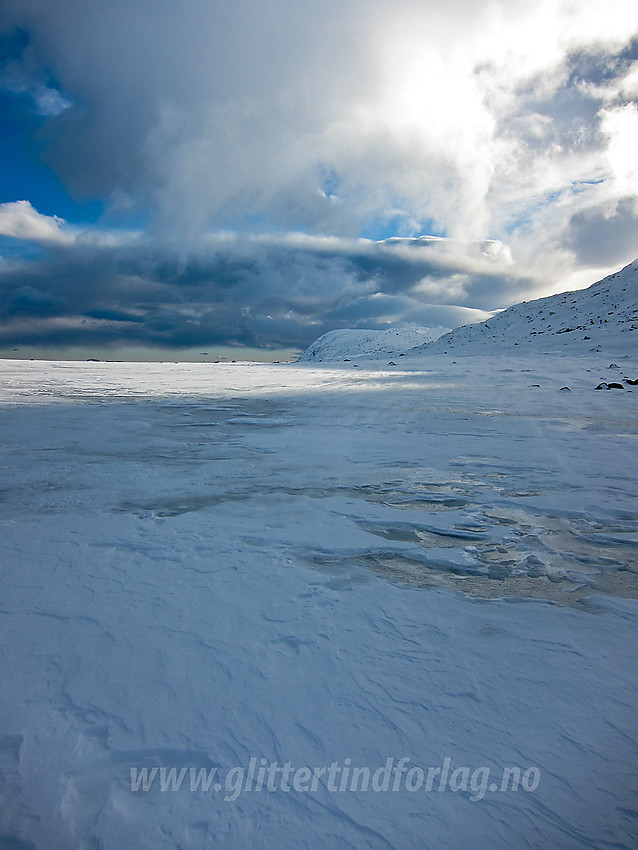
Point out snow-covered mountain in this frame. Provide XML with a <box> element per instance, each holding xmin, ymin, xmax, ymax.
<box><xmin>300</xmin><ymin>260</ymin><xmax>637</xmax><ymax>362</ymax></box>
<box><xmin>298</xmin><ymin>325</ymin><xmax>450</xmax><ymax>361</ymax></box>
<box><xmin>410</xmin><ymin>259</ymin><xmax>638</xmax><ymax>357</ymax></box>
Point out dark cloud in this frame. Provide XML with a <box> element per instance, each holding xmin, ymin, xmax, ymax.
<box><xmin>1</xmin><ymin>2</ymin><xmax>638</xmax><ymax>355</ymax></box>
<box><xmin>0</xmin><ymin>230</ymin><xmax>527</xmax><ymax>350</ymax></box>
<box><xmin>0</xmin><ymin>28</ymin><xmax>29</xmax><ymax>70</ymax></box>
<box><xmin>566</xmin><ymin>38</ymin><xmax>638</xmax><ymax>87</ymax></box>
<box><xmin>493</xmin><ymin>38</ymin><xmax>638</xmax><ymax>166</ymax></box>
<box><xmin>7</xmin><ymin>283</ymin><xmax>65</xmax><ymax>316</ymax></box>
<box><xmin>567</xmin><ymin>197</ymin><xmax>638</xmax><ymax>265</ymax></box>
<box><xmin>2</xmin><ymin>0</ymin><xmax>636</xmax><ymax>242</ymax></box>
<box><xmin>84</xmin><ymin>307</ymin><xmax>145</xmax><ymax>324</ymax></box>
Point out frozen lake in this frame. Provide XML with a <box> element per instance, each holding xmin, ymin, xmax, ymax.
<box><xmin>1</xmin><ymin>354</ymin><xmax>637</xmax><ymax>848</ymax></box>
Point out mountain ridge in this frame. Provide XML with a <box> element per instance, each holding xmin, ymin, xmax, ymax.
<box><xmin>409</xmin><ymin>259</ymin><xmax>638</xmax><ymax>357</ymax></box>
<box><xmin>299</xmin><ymin>259</ymin><xmax>638</xmax><ymax>361</ymax></box>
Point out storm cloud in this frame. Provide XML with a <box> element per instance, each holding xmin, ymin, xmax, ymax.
<box><xmin>0</xmin><ymin>0</ymin><xmax>637</xmax><ymax>354</ymax></box>
<box><xmin>0</xmin><ymin>212</ymin><xmax>509</xmax><ymax>351</ymax></box>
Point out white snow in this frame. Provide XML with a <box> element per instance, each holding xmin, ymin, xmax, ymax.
<box><xmin>410</xmin><ymin>258</ymin><xmax>638</xmax><ymax>357</ymax></box>
<box><xmin>298</xmin><ymin>325</ymin><xmax>450</xmax><ymax>361</ymax></box>
<box><xmin>1</xmin><ymin>261</ymin><xmax>638</xmax><ymax>849</ymax></box>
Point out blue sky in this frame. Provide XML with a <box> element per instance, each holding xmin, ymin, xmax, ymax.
<box><xmin>1</xmin><ymin>0</ymin><xmax>637</xmax><ymax>359</ymax></box>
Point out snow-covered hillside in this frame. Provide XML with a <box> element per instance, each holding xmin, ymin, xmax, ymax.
<box><xmin>299</xmin><ymin>325</ymin><xmax>450</xmax><ymax>361</ymax></box>
<box><xmin>299</xmin><ymin>261</ymin><xmax>637</xmax><ymax>363</ymax></box>
<box><xmin>411</xmin><ymin>260</ymin><xmax>638</xmax><ymax>357</ymax></box>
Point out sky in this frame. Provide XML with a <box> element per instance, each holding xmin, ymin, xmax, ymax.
<box><xmin>0</xmin><ymin>0</ymin><xmax>637</xmax><ymax>360</ymax></box>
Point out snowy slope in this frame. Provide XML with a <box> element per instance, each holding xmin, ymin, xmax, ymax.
<box><xmin>299</xmin><ymin>325</ymin><xmax>450</xmax><ymax>361</ymax></box>
<box><xmin>410</xmin><ymin>259</ymin><xmax>638</xmax><ymax>357</ymax></box>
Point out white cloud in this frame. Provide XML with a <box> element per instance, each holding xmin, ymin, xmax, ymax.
<box><xmin>0</xmin><ymin>201</ymin><xmax>75</xmax><ymax>246</ymax></box>
<box><xmin>5</xmin><ymin>0</ymin><xmax>637</xmax><ymax>251</ymax></box>
<box><xmin>1</xmin><ymin>0</ymin><xmax>638</xmax><ymax>347</ymax></box>
<box><xmin>32</xmin><ymin>85</ymin><xmax>72</xmax><ymax>117</ymax></box>
<box><xmin>601</xmin><ymin>104</ymin><xmax>638</xmax><ymax>195</ymax></box>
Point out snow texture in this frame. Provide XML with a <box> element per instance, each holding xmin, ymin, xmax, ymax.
<box><xmin>411</xmin><ymin>259</ymin><xmax>638</xmax><ymax>357</ymax></box>
<box><xmin>298</xmin><ymin>325</ymin><xmax>451</xmax><ymax>361</ymax></box>
<box><xmin>1</xmin><ymin>260</ymin><xmax>638</xmax><ymax>849</ymax></box>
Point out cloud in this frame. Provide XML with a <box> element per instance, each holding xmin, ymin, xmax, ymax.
<box><xmin>0</xmin><ymin>200</ymin><xmax>74</xmax><ymax>246</ymax></box>
<box><xmin>601</xmin><ymin>102</ymin><xmax>638</xmax><ymax>195</ymax></box>
<box><xmin>2</xmin><ymin>1</ymin><xmax>637</xmax><ymax>240</ymax></box>
<box><xmin>31</xmin><ymin>84</ymin><xmax>71</xmax><ymax>117</ymax></box>
<box><xmin>0</xmin><ymin>27</ymin><xmax>72</xmax><ymax>117</ymax></box>
<box><xmin>0</xmin><ymin>225</ymin><xmax>529</xmax><ymax>351</ymax></box>
<box><xmin>567</xmin><ymin>196</ymin><xmax>638</xmax><ymax>265</ymax></box>
<box><xmin>0</xmin><ymin>0</ymin><xmax>637</xmax><ymax>353</ymax></box>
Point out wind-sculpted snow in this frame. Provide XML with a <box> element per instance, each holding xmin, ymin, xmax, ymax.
<box><xmin>0</xmin><ymin>349</ymin><xmax>637</xmax><ymax>849</ymax></box>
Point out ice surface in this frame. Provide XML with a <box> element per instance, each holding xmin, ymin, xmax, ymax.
<box><xmin>1</xmin><ymin>260</ymin><xmax>638</xmax><ymax>849</ymax></box>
